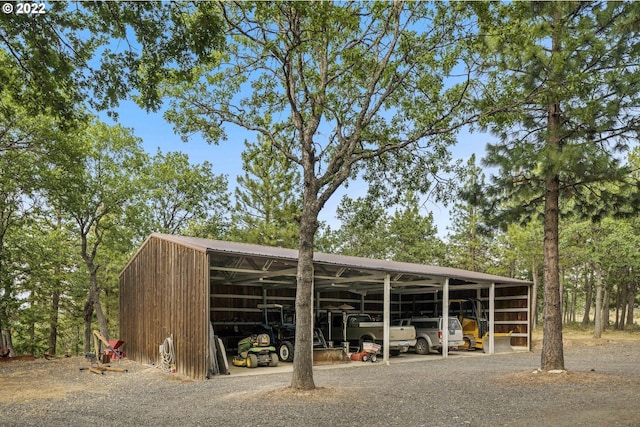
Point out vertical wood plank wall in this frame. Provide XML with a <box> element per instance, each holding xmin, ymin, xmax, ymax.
<box><xmin>119</xmin><ymin>237</ymin><xmax>209</xmax><ymax>379</ymax></box>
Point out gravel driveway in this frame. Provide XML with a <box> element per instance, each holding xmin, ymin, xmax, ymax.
<box><xmin>2</xmin><ymin>338</ymin><xmax>639</xmax><ymax>427</ymax></box>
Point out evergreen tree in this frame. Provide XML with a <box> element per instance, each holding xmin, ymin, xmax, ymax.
<box><xmin>387</xmin><ymin>193</ymin><xmax>445</xmax><ymax>265</ymax></box>
<box><xmin>474</xmin><ymin>0</ymin><xmax>640</xmax><ymax>371</ymax></box>
<box><xmin>228</xmin><ymin>138</ymin><xmax>301</xmax><ymax>248</ymax></box>
<box><xmin>446</xmin><ymin>154</ymin><xmax>491</xmax><ymax>271</ymax></box>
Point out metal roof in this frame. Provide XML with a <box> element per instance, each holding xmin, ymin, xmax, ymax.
<box><xmin>148</xmin><ymin>233</ymin><xmax>531</xmax><ymax>294</ymax></box>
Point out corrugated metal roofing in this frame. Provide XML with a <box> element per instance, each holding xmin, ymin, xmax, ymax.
<box><xmin>150</xmin><ymin>232</ymin><xmax>531</xmax><ymax>287</ymax></box>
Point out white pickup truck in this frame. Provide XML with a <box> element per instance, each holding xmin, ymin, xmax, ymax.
<box><xmin>331</xmin><ymin>314</ymin><xmax>416</xmax><ymax>356</ymax></box>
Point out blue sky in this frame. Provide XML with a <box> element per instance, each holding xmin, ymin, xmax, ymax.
<box><xmin>101</xmin><ymin>99</ymin><xmax>491</xmax><ymax>238</ymax></box>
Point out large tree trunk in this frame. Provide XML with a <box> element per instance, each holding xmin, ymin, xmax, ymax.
<box><xmin>291</xmin><ymin>207</ymin><xmax>318</xmax><ymax>390</ymax></box>
<box><xmin>290</xmin><ymin>128</ymin><xmax>321</xmax><ymax>390</ymax></box>
<box><xmin>541</xmin><ymin>168</ymin><xmax>564</xmax><ymax>370</ymax></box>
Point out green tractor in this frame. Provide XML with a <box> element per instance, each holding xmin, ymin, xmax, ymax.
<box><xmin>231</xmin><ymin>333</ymin><xmax>279</xmax><ymax>368</ymax></box>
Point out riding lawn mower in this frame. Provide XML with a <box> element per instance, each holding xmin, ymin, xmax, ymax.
<box><xmin>231</xmin><ymin>333</ymin><xmax>279</xmax><ymax>368</ymax></box>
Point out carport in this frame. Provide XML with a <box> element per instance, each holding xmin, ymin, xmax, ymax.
<box><xmin>120</xmin><ymin>233</ymin><xmax>532</xmax><ymax>379</ymax></box>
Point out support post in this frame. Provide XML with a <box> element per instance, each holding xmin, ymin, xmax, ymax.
<box><xmin>528</xmin><ymin>282</ymin><xmax>532</xmax><ymax>351</ymax></box>
<box><xmin>443</xmin><ymin>278</ymin><xmax>449</xmax><ymax>358</ymax></box>
<box><xmin>489</xmin><ymin>282</ymin><xmax>496</xmax><ymax>354</ymax></box>
<box><xmin>383</xmin><ymin>273</ymin><xmax>391</xmax><ymax>365</ymax></box>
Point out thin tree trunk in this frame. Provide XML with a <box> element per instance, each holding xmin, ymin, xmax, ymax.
<box><xmin>28</xmin><ymin>319</ymin><xmax>35</xmax><ymax>355</ymax></box>
<box><xmin>571</xmin><ymin>285</ymin><xmax>578</xmax><ymax>323</ymax></box>
<box><xmin>83</xmin><ymin>299</ymin><xmax>93</xmax><ymax>354</ymax></box>
<box><xmin>616</xmin><ymin>284</ymin><xmax>624</xmax><ymax>330</ymax></box>
<box><xmin>90</xmin><ymin>271</ymin><xmax>110</xmax><ymax>341</ymax></box>
<box><xmin>582</xmin><ymin>268</ymin><xmax>592</xmax><ymax>325</ymax></box>
<box><xmin>593</xmin><ymin>267</ymin><xmax>603</xmax><ymax>338</ymax></box>
<box><xmin>1</xmin><ymin>328</ymin><xmax>14</xmax><ymax>357</ymax></box>
<box><xmin>48</xmin><ymin>290</ymin><xmax>60</xmax><ymax>354</ymax></box>
<box><xmin>626</xmin><ymin>280</ymin><xmax>636</xmax><ymax>329</ymax></box>
<box><xmin>602</xmin><ymin>285</ymin><xmax>610</xmax><ymax>330</ymax></box>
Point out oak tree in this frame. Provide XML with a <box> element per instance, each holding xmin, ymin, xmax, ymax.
<box><xmin>163</xmin><ymin>1</ymin><xmax>477</xmax><ymax>389</ymax></box>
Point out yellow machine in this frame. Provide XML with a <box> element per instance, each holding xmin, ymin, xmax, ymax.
<box><xmin>449</xmin><ymin>299</ymin><xmax>513</xmax><ymax>353</ymax></box>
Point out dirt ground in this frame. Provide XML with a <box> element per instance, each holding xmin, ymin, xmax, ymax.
<box><xmin>1</xmin><ymin>333</ymin><xmax>640</xmax><ymax>426</ymax></box>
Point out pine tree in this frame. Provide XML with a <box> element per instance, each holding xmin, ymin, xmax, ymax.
<box><xmin>228</xmin><ymin>138</ymin><xmax>301</xmax><ymax>248</ymax></box>
<box><xmin>474</xmin><ymin>1</ymin><xmax>640</xmax><ymax>370</ymax></box>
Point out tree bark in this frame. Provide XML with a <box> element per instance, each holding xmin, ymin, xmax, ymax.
<box><xmin>290</xmin><ymin>129</ymin><xmax>320</xmax><ymax>390</ymax></box>
<box><xmin>90</xmin><ymin>271</ymin><xmax>110</xmax><ymax>341</ymax></box>
<box><xmin>1</xmin><ymin>327</ymin><xmax>14</xmax><ymax>357</ymax></box>
<box><xmin>48</xmin><ymin>290</ymin><xmax>60</xmax><ymax>355</ymax></box>
<box><xmin>582</xmin><ymin>268</ymin><xmax>592</xmax><ymax>325</ymax></box>
<box><xmin>626</xmin><ymin>280</ymin><xmax>636</xmax><ymax>329</ymax></box>
<box><xmin>593</xmin><ymin>267</ymin><xmax>603</xmax><ymax>338</ymax></box>
<box><xmin>83</xmin><ymin>299</ymin><xmax>93</xmax><ymax>354</ymax></box>
<box><xmin>602</xmin><ymin>285</ymin><xmax>610</xmax><ymax>330</ymax></box>
<box><xmin>290</xmin><ymin>205</ymin><xmax>318</xmax><ymax>390</ymax></box>
<box><xmin>541</xmin><ymin>168</ymin><xmax>564</xmax><ymax>370</ymax></box>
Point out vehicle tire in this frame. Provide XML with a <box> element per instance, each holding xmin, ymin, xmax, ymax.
<box><xmin>247</xmin><ymin>354</ymin><xmax>258</xmax><ymax>368</ymax></box>
<box><xmin>390</xmin><ymin>349</ymin><xmax>400</xmax><ymax>357</ymax></box>
<box><xmin>278</xmin><ymin>341</ymin><xmax>294</xmax><ymax>362</ymax></box>
<box><xmin>370</xmin><ymin>354</ymin><xmax>377</xmax><ymax>363</ymax></box>
<box><xmin>415</xmin><ymin>338</ymin><xmax>429</xmax><ymax>355</ymax></box>
<box><xmin>269</xmin><ymin>352</ymin><xmax>279</xmax><ymax>367</ymax></box>
<box><xmin>362</xmin><ymin>354</ymin><xmax>369</xmax><ymax>362</ymax></box>
<box><xmin>462</xmin><ymin>337</ymin><xmax>475</xmax><ymax>351</ymax></box>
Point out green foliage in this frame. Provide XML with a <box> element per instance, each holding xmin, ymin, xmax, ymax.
<box><xmin>228</xmin><ymin>138</ymin><xmax>301</xmax><ymax>248</ymax></box>
<box><xmin>0</xmin><ymin>2</ymin><xmax>224</xmax><ymax>121</ymax></box>
<box><xmin>164</xmin><ymin>2</ymin><xmax>478</xmax><ymax>212</ymax></box>
<box><xmin>446</xmin><ymin>155</ymin><xmax>493</xmax><ymax>272</ymax></box>
<box><xmin>475</xmin><ymin>1</ymin><xmax>640</xmax><ymax>227</ymax></box>
<box><xmin>140</xmin><ymin>150</ymin><xmax>230</xmax><ymax>236</ymax></box>
<box><xmin>328</xmin><ymin>193</ymin><xmax>445</xmax><ymax>265</ymax></box>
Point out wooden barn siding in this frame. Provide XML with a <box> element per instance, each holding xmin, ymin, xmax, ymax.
<box><xmin>120</xmin><ymin>237</ymin><xmax>209</xmax><ymax>380</ymax></box>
